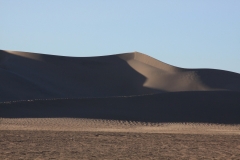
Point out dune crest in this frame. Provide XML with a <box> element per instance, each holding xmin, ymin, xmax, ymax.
<box><xmin>118</xmin><ymin>51</ymin><xmax>181</xmax><ymax>72</ymax></box>
<box><xmin>4</xmin><ymin>50</ymin><xmax>45</xmax><ymax>61</ymax></box>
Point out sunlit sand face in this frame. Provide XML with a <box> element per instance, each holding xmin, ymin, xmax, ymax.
<box><xmin>119</xmin><ymin>52</ymin><xmax>212</xmax><ymax>91</ymax></box>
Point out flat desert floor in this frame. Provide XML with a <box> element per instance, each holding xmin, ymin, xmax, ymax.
<box><xmin>1</xmin><ymin>118</ymin><xmax>240</xmax><ymax>159</ymax></box>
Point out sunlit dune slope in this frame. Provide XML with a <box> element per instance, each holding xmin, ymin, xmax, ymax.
<box><xmin>0</xmin><ymin>50</ymin><xmax>240</xmax><ymax>102</ymax></box>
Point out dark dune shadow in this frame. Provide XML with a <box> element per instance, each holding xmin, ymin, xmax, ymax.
<box><xmin>1</xmin><ymin>91</ymin><xmax>240</xmax><ymax>124</ymax></box>
<box><xmin>190</xmin><ymin>69</ymin><xmax>240</xmax><ymax>91</ymax></box>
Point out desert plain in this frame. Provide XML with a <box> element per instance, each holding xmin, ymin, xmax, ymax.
<box><xmin>1</xmin><ymin>50</ymin><xmax>240</xmax><ymax>159</ymax></box>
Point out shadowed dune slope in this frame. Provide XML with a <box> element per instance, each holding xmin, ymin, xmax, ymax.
<box><xmin>1</xmin><ymin>91</ymin><xmax>240</xmax><ymax>124</ymax></box>
<box><xmin>0</xmin><ymin>50</ymin><xmax>240</xmax><ymax>102</ymax></box>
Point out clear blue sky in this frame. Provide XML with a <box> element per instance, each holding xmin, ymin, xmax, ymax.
<box><xmin>1</xmin><ymin>0</ymin><xmax>240</xmax><ymax>73</ymax></box>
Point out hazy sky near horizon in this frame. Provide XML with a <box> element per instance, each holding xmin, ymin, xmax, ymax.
<box><xmin>1</xmin><ymin>0</ymin><xmax>240</xmax><ymax>73</ymax></box>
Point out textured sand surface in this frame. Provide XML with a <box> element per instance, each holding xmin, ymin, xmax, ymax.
<box><xmin>1</xmin><ymin>50</ymin><xmax>240</xmax><ymax>159</ymax></box>
<box><xmin>1</xmin><ymin>118</ymin><xmax>240</xmax><ymax>134</ymax></box>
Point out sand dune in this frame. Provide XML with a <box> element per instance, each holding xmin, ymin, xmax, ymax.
<box><xmin>1</xmin><ymin>50</ymin><xmax>240</xmax><ymax>123</ymax></box>
<box><xmin>0</xmin><ymin>50</ymin><xmax>240</xmax><ymax>102</ymax></box>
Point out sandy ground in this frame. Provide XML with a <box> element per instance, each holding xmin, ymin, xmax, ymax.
<box><xmin>2</xmin><ymin>130</ymin><xmax>240</xmax><ymax>160</ymax></box>
<box><xmin>1</xmin><ymin>118</ymin><xmax>240</xmax><ymax>159</ymax></box>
